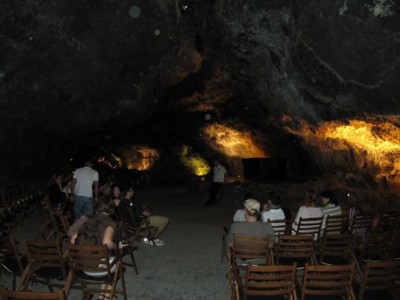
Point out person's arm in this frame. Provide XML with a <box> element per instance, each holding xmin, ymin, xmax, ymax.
<box><xmin>102</xmin><ymin>226</ymin><xmax>127</xmax><ymax>249</ymax></box>
<box><xmin>69</xmin><ymin>178</ymin><xmax>77</xmax><ymax>201</ymax></box>
<box><xmin>223</xmin><ymin>170</ymin><xmax>227</xmax><ymax>183</ymax></box>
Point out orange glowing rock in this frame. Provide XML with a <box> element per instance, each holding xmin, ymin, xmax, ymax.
<box><xmin>202</xmin><ymin>124</ymin><xmax>267</xmax><ymax>158</ymax></box>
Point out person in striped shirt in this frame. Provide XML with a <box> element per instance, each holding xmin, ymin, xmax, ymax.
<box><xmin>321</xmin><ymin>190</ymin><xmax>342</xmax><ymax>217</ymax></box>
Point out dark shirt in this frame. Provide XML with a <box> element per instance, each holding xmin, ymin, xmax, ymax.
<box><xmin>48</xmin><ymin>183</ymin><xmax>67</xmax><ymax>206</ymax></box>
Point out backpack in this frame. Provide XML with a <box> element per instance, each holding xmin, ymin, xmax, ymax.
<box><xmin>75</xmin><ymin>217</ymin><xmax>105</xmax><ymax>246</ymax></box>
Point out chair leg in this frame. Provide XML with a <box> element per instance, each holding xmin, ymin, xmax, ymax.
<box><xmin>129</xmin><ymin>252</ymin><xmax>139</xmax><ymax>275</ymax></box>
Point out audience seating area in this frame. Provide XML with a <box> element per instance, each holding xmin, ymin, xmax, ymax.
<box><xmin>228</xmin><ymin>211</ymin><xmax>400</xmax><ymax>300</ymax></box>
<box><xmin>0</xmin><ymin>184</ymin><xmax>141</xmax><ymax>299</ymax></box>
<box><xmin>1</xmin><ymin>183</ymin><xmax>400</xmax><ymax>299</ymax></box>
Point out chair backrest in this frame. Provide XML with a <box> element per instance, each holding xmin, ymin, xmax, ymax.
<box><xmin>275</xmin><ymin>235</ymin><xmax>316</xmax><ymax>266</ymax></box>
<box><xmin>357</xmin><ymin>260</ymin><xmax>400</xmax><ymax>300</ymax></box>
<box><xmin>268</xmin><ymin>219</ymin><xmax>292</xmax><ymax>236</ymax></box>
<box><xmin>377</xmin><ymin>211</ymin><xmax>400</xmax><ymax>232</ymax></box>
<box><xmin>25</xmin><ymin>239</ymin><xmax>65</xmax><ymax>271</ymax></box>
<box><xmin>324</xmin><ymin>214</ymin><xmax>349</xmax><ymax>235</ymax></box>
<box><xmin>67</xmin><ymin>243</ymin><xmax>114</xmax><ymax>281</ymax></box>
<box><xmin>320</xmin><ymin>233</ymin><xmax>356</xmax><ymax>264</ymax></box>
<box><xmin>231</xmin><ymin>235</ymin><xmax>272</xmax><ymax>264</ymax></box>
<box><xmin>294</xmin><ymin>217</ymin><xmax>323</xmax><ymax>241</ymax></box>
<box><xmin>302</xmin><ymin>263</ymin><xmax>355</xmax><ymax>300</ymax></box>
<box><xmin>349</xmin><ymin>214</ymin><xmax>373</xmax><ymax>235</ymax></box>
<box><xmin>243</xmin><ymin>264</ymin><xmax>297</xmax><ymax>300</ymax></box>
<box><xmin>358</xmin><ymin>231</ymin><xmax>394</xmax><ymax>261</ymax></box>
<box><xmin>0</xmin><ymin>287</ymin><xmax>65</xmax><ymax>300</ymax></box>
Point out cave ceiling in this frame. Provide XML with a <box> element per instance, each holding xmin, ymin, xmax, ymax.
<box><xmin>0</xmin><ymin>0</ymin><xmax>400</xmax><ymax>181</ymax></box>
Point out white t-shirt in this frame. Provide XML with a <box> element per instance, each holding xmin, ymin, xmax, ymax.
<box><xmin>292</xmin><ymin>206</ymin><xmax>324</xmax><ymax>235</ymax></box>
<box><xmin>213</xmin><ymin>164</ymin><xmax>227</xmax><ymax>183</ymax></box>
<box><xmin>262</xmin><ymin>208</ymin><xmax>286</xmax><ymax>222</ymax></box>
<box><xmin>73</xmin><ymin>166</ymin><xmax>99</xmax><ymax>198</ymax></box>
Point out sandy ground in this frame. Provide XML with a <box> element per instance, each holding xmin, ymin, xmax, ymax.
<box><xmin>3</xmin><ymin>185</ymin><xmax>238</xmax><ymax>300</ymax></box>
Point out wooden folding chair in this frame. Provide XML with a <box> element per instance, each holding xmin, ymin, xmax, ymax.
<box><xmin>377</xmin><ymin>210</ymin><xmax>400</xmax><ymax>233</ymax></box>
<box><xmin>301</xmin><ymin>263</ymin><xmax>356</xmax><ymax>300</ymax></box>
<box><xmin>16</xmin><ymin>239</ymin><xmax>67</xmax><ymax>291</ymax></box>
<box><xmin>274</xmin><ymin>235</ymin><xmax>316</xmax><ymax>269</ymax></box>
<box><xmin>323</xmin><ymin>214</ymin><xmax>349</xmax><ymax>236</ymax></box>
<box><xmin>292</xmin><ymin>217</ymin><xmax>324</xmax><ymax>242</ymax></box>
<box><xmin>117</xmin><ymin>205</ymin><xmax>157</xmax><ymax>244</ymax></box>
<box><xmin>349</xmin><ymin>214</ymin><xmax>373</xmax><ymax>238</ymax></box>
<box><xmin>268</xmin><ymin>218</ymin><xmax>292</xmax><ymax>237</ymax></box>
<box><xmin>354</xmin><ymin>260</ymin><xmax>400</xmax><ymax>300</ymax></box>
<box><xmin>229</xmin><ymin>235</ymin><xmax>273</xmax><ymax>285</ymax></box>
<box><xmin>357</xmin><ymin>231</ymin><xmax>394</xmax><ymax>262</ymax></box>
<box><xmin>319</xmin><ymin>233</ymin><xmax>357</xmax><ymax>265</ymax></box>
<box><xmin>64</xmin><ymin>243</ymin><xmax>127</xmax><ymax>300</ymax></box>
<box><xmin>0</xmin><ymin>287</ymin><xmax>65</xmax><ymax>300</ymax></box>
<box><xmin>234</xmin><ymin>264</ymin><xmax>297</xmax><ymax>300</ymax></box>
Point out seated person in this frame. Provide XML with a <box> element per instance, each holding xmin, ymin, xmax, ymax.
<box><xmin>118</xmin><ymin>186</ymin><xmax>169</xmax><ymax>247</ymax></box>
<box><xmin>233</xmin><ymin>192</ymin><xmax>256</xmax><ymax>222</ymax></box>
<box><xmin>321</xmin><ymin>190</ymin><xmax>342</xmax><ymax>217</ymax></box>
<box><xmin>68</xmin><ymin>197</ymin><xmax>128</xmax><ymax>300</ymax></box>
<box><xmin>261</xmin><ymin>192</ymin><xmax>286</xmax><ymax>222</ymax></box>
<box><xmin>48</xmin><ymin>172</ymin><xmax>68</xmax><ymax>207</ymax></box>
<box><xmin>292</xmin><ymin>189</ymin><xmax>324</xmax><ymax>234</ymax></box>
<box><xmin>226</xmin><ymin>199</ymin><xmax>276</xmax><ymax>251</ymax></box>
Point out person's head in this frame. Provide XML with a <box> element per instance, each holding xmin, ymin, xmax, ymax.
<box><xmin>304</xmin><ymin>189</ymin><xmax>319</xmax><ymax>207</ymax></box>
<box><xmin>320</xmin><ymin>190</ymin><xmax>338</xmax><ymax>206</ymax></box>
<box><xmin>52</xmin><ymin>172</ymin><xmax>63</xmax><ymax>185</ymax></box>
<box><xmin>243</xmin><ymin>199</ymin><xmax>260</xmax><ymax>221</ymax></box>
<box><xmin>99</xmin><ymin>181</ymin><xmax>111</xmax><ymax>196</ymax></box>
<box><xmin>111</xmin><ymin>184</ymin><xmax>121</xmax><ymax>198</ymax></box>
<box><xmin>121</xmin><ymin>186</ymin><xmax>135</xmax><ymax>200</ymax></box>
<box><xmin>85</xmin><ymin>157</ymin><xmax>95</xmax><ymax>167</ymax></box>
<box><xmin>213</xmin><ymin>159</ymin><xmax>220</xmax><ymax>166</ymax></box>
<box><xmin>95</xmin><ymin>197</ymin><xmax>115</xmax><ymax>215</ymax></box>
<box><xmin>267</xmin><ymin>192</ymin><xmax>281</xmax><ymax>208</ymax></box>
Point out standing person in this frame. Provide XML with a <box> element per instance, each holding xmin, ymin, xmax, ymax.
<box><xmin>70</xmin><ymin>158</ymin><xmax>99</xmax><ymax>220</ymax></box>
<box><xmin>204</xmin><ymin>159</ymin><xmax>227</xmax><ymax>206</ymax></box>
<box><xmin>48</xmin><ymin>172</ymin><xmax>68</xmax><ymax>207</ymax></box>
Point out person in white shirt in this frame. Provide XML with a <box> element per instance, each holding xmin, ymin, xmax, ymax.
<box><xmin>292</xmin><ymin>189</ymin><xmax>323</xmax><ymax>233</ymax></box>
<box><xmin>261</xmin><ymin>192</ymin><xmax>286</xmax><ymax>222</ymax></box>
<box><xmin>204</xmin><ymin>159</ymin><xmax>227</xmax><ymax>206</ymax></box>
<box><xmin>70</xmin><ymin>158</ymin><xmax>99</xmax><ymax>220</ymax></box>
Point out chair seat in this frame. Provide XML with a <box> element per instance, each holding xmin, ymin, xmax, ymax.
<box><xmin>35</xmin><ymin>263</ymin><xmax>69</xmax><ymax>280</ymax></box>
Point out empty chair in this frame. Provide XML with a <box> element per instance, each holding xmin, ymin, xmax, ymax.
<box><xmin>301</xmin><ymin>263</ymin><xmax>356</xmax><ymax>300</ymax></box>
<box><xmin>233</xmin><ymin>264</ymin><xmax>297</xmax><ymax>300</ymax></box>
<box><xmin>354</xmin><ymin>260</ymin><xmax>400</xmax><ymax>300</ymax></box>
<box><xmin>64</xmin><ymin>243</ymin><xmax>127</xmax><ymax>300</ymax></box>
<box><xmin>16</xmin><ymin>239</ymin><xmax>67</xmax><ymax>292</ymax></box>
<box><xmin>377</xmin><ymin>211</ymin><xmax>400</xmax><ymax>233</ymax></box>
<box><xmin>292</xmin><ymin>217</ymin><xmax>324</xmax><ymax>241</ymax></box>
<box><xmin>319</xmin><ymin>233</ymin><xmax>357</xmax><ymax>265</ymax></box>
<box><xmin>357</xmin><ymin>231</ymin><xmax>394</xmax><ymax>262</ymax></box>
<box><xmin>0</xmin><ymin>287</ymin><xmax>65</xmax><ymax>300</ymax></box>
<box><xmin>323</xmin><ymin>214</ymin><xmax>349</xmax><ymax>236</ymax></box>
<box><xmin>275</xmin><ymin>235</ymin><xmax>316</xmax><ymax>268</ymax></box>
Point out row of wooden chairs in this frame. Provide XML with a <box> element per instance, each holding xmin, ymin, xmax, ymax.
<box><xmin>229</xmin><ymin>234</ymin><xmax>400</xmax><ymax>300</ymax></box>
<box><xmin>3</xmin><ymin>238</ymin><xmax>127</xmax><ymax>299</ymax></box>
<box><xmin>233</xmin><ymin>260</ymin><xmax>400</xmax><ymax>300</ymax></box>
